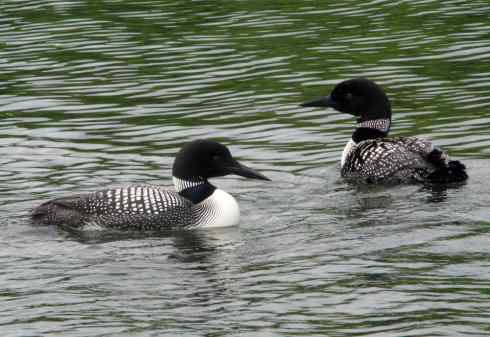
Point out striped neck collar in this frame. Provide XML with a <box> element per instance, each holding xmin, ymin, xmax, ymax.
<box><xmin>172</xmin><ymin>176</ymin><xmax>205</xmax><ymax>193</ymax></box>
<box><xmin>357</xmin><ymin>118</ymin><xmax>391</xmax><ymax>133</ymax></box>
<box><xmin>352</xmin><ymin>118</ymin><xmax>391</xmax><ymax>143</ymax></box>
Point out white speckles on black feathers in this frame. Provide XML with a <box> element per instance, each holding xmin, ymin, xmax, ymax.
<box><xmin>341</xmin><ymin>137</ymin><xmax>437</xmax><ymax>183</ymax></box>
<box><xmin>33</xmin><ymin>185</ymin><xmax>195</xmax><ymax>231</ymax></box>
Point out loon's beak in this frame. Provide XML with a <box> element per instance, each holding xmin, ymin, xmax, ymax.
<box><xmin>301</xmin><ymin>95</ymin><xmax>338</xmax><ymax>110</ymax></box>
<box><xmin>226</xmin><ymin>161</ymin><xmax>271</xmax><ymax>181</ymax></box>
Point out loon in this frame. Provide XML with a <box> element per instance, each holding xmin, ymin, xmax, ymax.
<box><xmin>31</xmin><ymin>139</ymin><xmax>270</xmax><ymax>231</ymax></box>
<box><xmin>301</xmin><ymin>78</ymin><xmax>468</xmax><ymax>184</ymax></box>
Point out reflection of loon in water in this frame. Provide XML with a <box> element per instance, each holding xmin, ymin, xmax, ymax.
<box><xmin>302</xmin><ymin>78</ymin><xmax>468</xmax><ymax>184</ymax></box>
<box><xmin>32</xmin><ymin>140</ymin><xmax>269</xmax><ymax>230</ymax></box>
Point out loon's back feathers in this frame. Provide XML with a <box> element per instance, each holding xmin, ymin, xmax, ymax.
<box><xmin>341</xmin><ymin>137</ymin><xmax>432</xmax><ymax>182</ymax></box>
<box><xmin>32</xmin><ymin>140</ymin><xmax>270</xmax><ymax>230</ymax></box>
<box><xmin>342</xmin><ymin>136</ymin><xmax>467</xmax><ymax>183</ymax></box>
<box><xmin>32</xmin><ymin>186</ymin><xmax>193</xmax><ymax>230</ymax></box>
<box><xmin>302</xmin><ymin>78</ymin><xmax>468</xmax><ymax>184</ymax></box>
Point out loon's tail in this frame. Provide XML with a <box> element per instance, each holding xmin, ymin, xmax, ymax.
<box><xmin>31</xmin><ymin>201</ymin><xmax>54</xmax><ymax>225</ymax></box>
<box><xmin>427</xmin><ymin>160</ymin><xmax>468</xmax><ymax>183</ymax></box>
<box><xmin>32</xmin><ymin>199</ymin><xmax>77</xmax><ymax>226</ymax></box>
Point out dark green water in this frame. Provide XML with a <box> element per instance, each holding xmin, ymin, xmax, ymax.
<box><xmin>1</xmin><ymin>1</ymin><xmax>490</xmax><ymax>336</ymax></box>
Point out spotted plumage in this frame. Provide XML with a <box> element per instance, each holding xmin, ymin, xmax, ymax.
<box><xmin>341</xmin><ymin>137</ymin><xmax>437</xmax><ymax>183</ymax></box>
<box><xmin>32</xmin><ymin>140</ymin><xmax>270</xmax><ymax>230</ymax></box>
<box><xmin>34</xmin><ymin>186</ymin><xmax>194</xmax><ymax>231</ymax></box>
<box><xmin>301</xmin><ymin>78</ymin><xmax>468</xmax><ymax>184</ymax></box>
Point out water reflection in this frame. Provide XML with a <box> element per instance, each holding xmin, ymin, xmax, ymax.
<box><xmin>62</xmin><ymin>225</ymin><xmax>243</xmax><ymax>265</ymax></box>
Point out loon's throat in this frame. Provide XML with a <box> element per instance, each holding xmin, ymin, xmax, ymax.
<box><xmin>352</xmin><ymin>128</ymin><xmax>388</xmax><ymax>143</ymax></box>
<box><xmin>173</xmin><ymin>177</ymin><xmax>216</xmax><ymax>204</ymax></box>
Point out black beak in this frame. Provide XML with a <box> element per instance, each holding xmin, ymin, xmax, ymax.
<box><xmin>226</xmin><ymin>160</ymin><xmax>271</xmax><ymax>181</ymax></box>
<box><xmin>301</xmin><ymin>95</ymin><xmax>338</xmax><ymax>110</ymax></box>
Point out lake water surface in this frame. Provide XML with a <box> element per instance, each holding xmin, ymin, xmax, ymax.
<box><xmin>1</xmin><ymin>1</ymin><xmax>490</xmax><ymax>336</ymax></box>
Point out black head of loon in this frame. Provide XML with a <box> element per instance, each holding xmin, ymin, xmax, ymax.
<box><xmin>173</xmin><ymin>139</ymin><xmax>270</xmax><ymax>182</ymax></box>
<box><xmin>301</xmin><ymin>78</ymin><xmax>392</xmax><ymax>142</ymax></box>
<box><xmin>172</xmin><ymin>139</ymin><xmax>270</xmax><ymax>203</ymax></box>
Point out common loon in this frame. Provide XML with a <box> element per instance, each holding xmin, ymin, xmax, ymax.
<box><xmin>32</xmin><ymin>140</ymin><xmax>270</xmax><ymax>231</ymax></box>
<box><xmin>301</xmin><ymin>78</ymin><xmax>468</xmax><ymax>184</ymax></box>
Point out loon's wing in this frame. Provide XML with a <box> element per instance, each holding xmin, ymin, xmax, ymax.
<box><xmin>32</xmin><ymin>194</ymin><xmax>91</xmax><ymax>226</ymax></box>
<box><xmin>341</xmin><ymin>137</ymin><xmax>437</xmax><ymax>182</ymax></box>
<box><xmin>32</xmin><ymin>185</ymin><xmax>194</xmax><ymax>230</ymax></box>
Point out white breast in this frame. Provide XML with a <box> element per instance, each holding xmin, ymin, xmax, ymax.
<box><xmin>341</xmin><ymin>139</ymin><xmax>356</xmax><ymax>168</ymax></box>
<box><xmin>195</xmin><ymin>189</ymin><xmax>240</xmax><ymax>228</ymax></box>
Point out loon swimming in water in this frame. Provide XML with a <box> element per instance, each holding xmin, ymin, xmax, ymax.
<box><xmin>32</xmin><ymin>140</ymin><xmax>270</xmax><ymax>231</ymax></box>
<box><xmin>301</xmin><ymin>78</ymin><xmax>468</xmax><ymax>184</ymax></box>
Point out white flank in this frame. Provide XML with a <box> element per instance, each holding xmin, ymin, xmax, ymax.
<box><xmin>341</xmin><ymin>139</ymin><xmax>356</xmax><ymax>168</ymax></box>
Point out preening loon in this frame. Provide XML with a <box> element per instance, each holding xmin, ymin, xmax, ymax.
<box><xmin>32</xmin><ymin>140</ymin><xmax>270</xmax><ymax>230</ymax></box>
<box><xmin>301</xmin><ymin>78</ymin><xmax>468</xmax><ymax>184</ymax></box>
